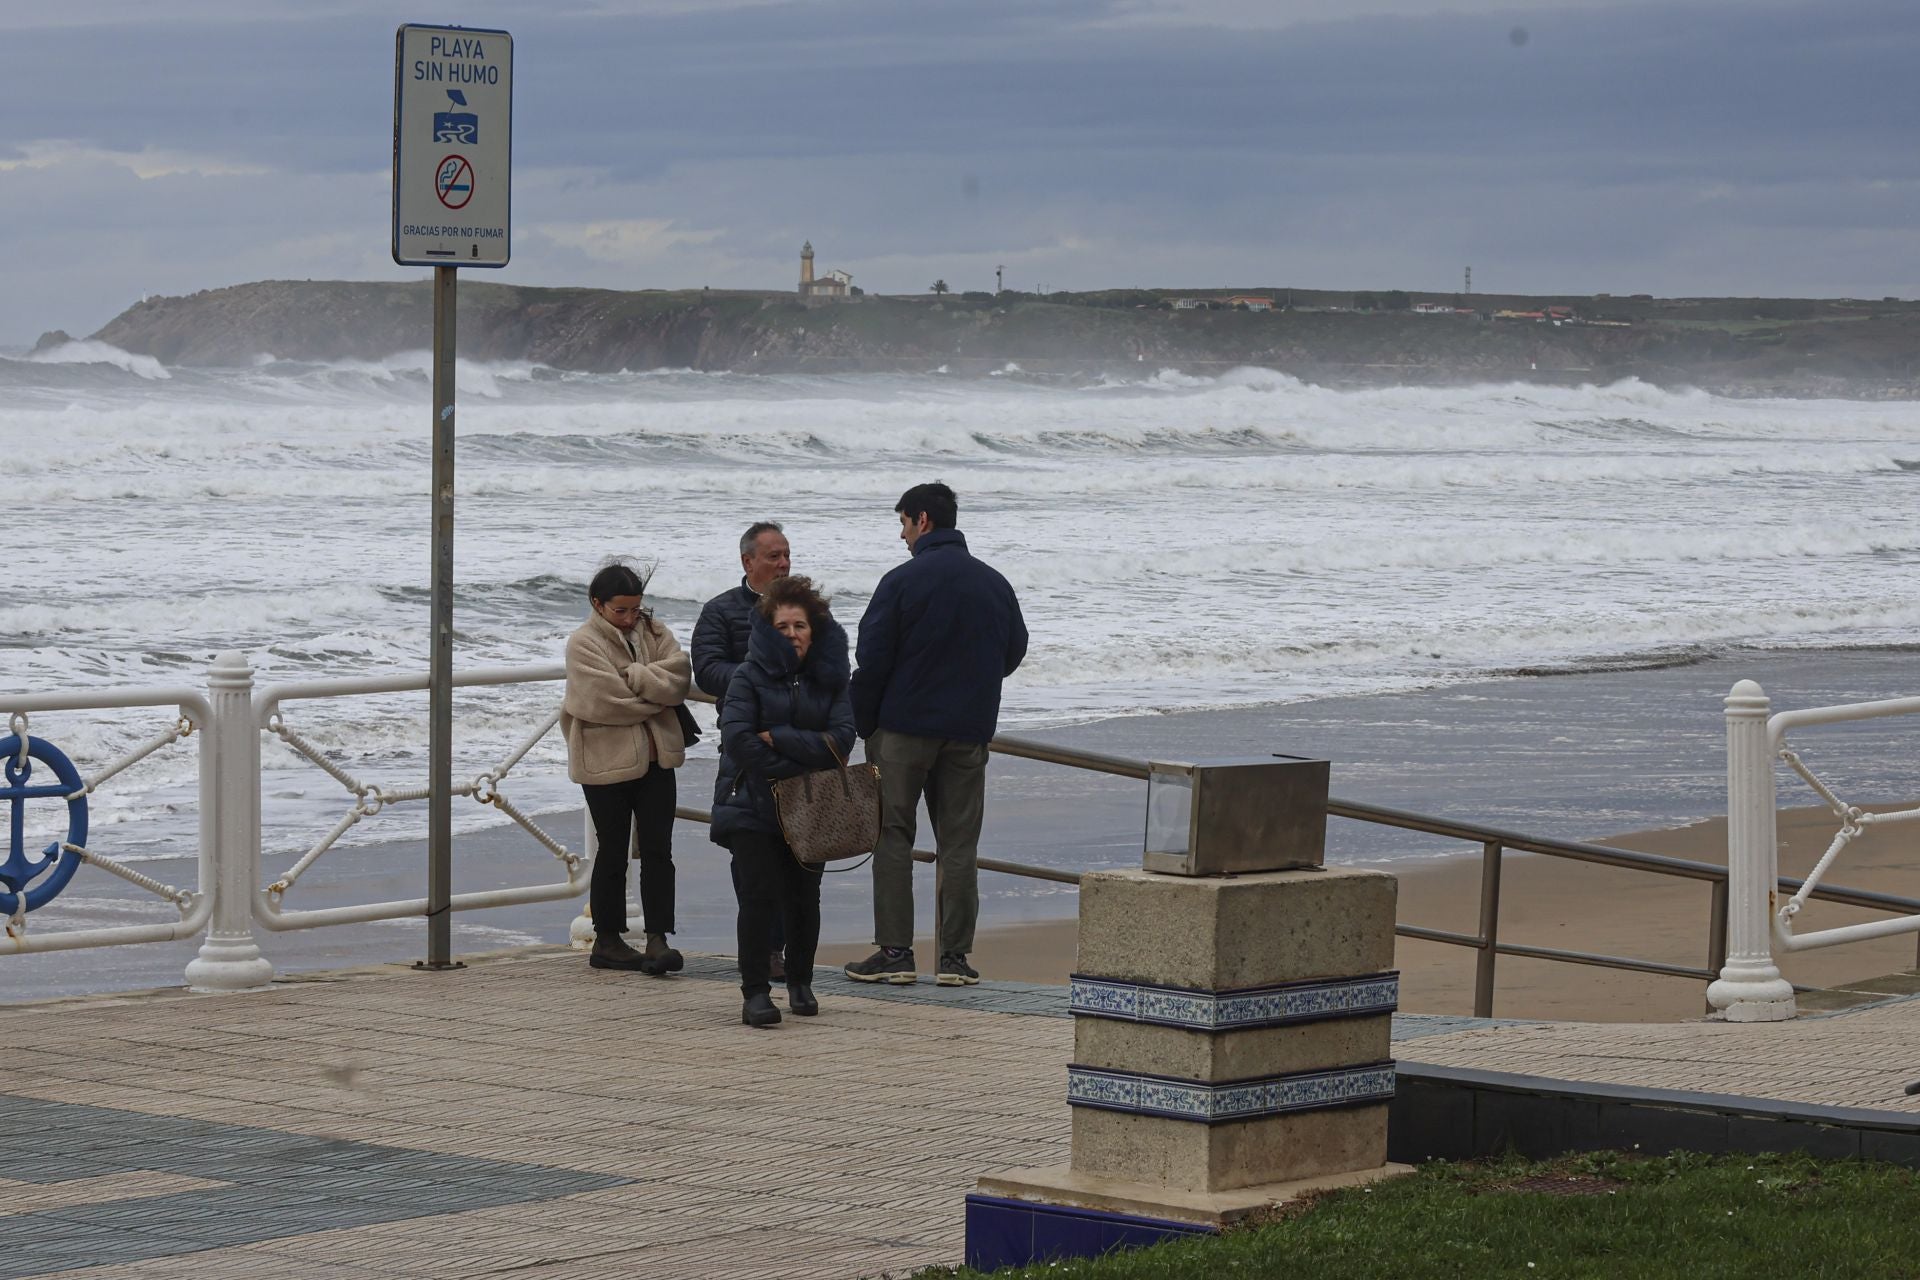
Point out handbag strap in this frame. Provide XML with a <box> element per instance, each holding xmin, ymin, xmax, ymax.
<box><xmin>794</xmin><ymin>848</ymin><xmax>874</xmax><ymax>875</ymax></box>
<box><xmin>821</xmin><ymin>734</ymin><xmax>848</xmax><ymax>769</ymax></box>
<box><xmin>820</xmin><ymin>734</ymin><xmax>856</xmax><ymax>798</ymax></box>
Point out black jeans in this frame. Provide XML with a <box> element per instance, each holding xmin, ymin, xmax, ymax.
<box><xmin>729</xmin><ymin>829</ymin><xmax>822</xmax><ymax>997</ymax></box>
<box><xmin>582</xmin><ymin>768</ymin><xmax>676</xmax><ymax>937</ymax></box>
<box><xmin>729</xmin><ymin>858</ymin><xmax>786</xmax><ymax>954</ymax></box>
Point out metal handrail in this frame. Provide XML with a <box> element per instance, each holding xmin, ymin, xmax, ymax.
<box><xmin>977</xmin><ymin>733</ymin><xmax>1920</xmax><ymax>1016</ymax></box>
<box><xmin>690</xmin><ymin>722</ymin><xmax>1920</xmax><ymax>1016</ymax></box>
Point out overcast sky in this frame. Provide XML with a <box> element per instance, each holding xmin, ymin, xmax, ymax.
<box><xmin>1</xmin><ymin>0</ymin><xmax>1915</xmax><ymax>345</ymax></box>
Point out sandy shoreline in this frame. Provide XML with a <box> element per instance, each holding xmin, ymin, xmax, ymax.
<box><xmin>13</xmin><ymin>645</ymin><xmax>1914</xmax><ymax>1020</ymax></box>
<box><xmin>816</xmin><ymin>647</ymin><xmax>1920</xmax><ymax>1022</ymax></box>
<box><xmin>820</xmin><ymin>801</ymin><xmax>1919</xmax><ymax>1023</ymax></box>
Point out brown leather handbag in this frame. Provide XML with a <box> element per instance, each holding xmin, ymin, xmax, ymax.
<box><xmin>771</xmin><ymin>738</ymin><xmax>881</xmax><ymax>866</ymax></box>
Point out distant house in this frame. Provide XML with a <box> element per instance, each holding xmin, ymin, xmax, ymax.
<box><xmin>1494</xmin><ymin>309</ymin><xmax>1547</xmax><ymax>322</ymax></box>
<box><xmin>811</xmin><ymin>269</ymin><xmax>852</xmax><ymax>298</ymax></box>
<box><xmin>798</xmin><ymin>242</ymin><xmax>854</xmax><ymax>303</ymax></box>
<box><xmin>1223</xmin><ymin>295</ymin><xmax>1275</xmax><ymax>311</ymax></box>
<box><xmin>1172</xmin><ymin>297</ymin><xmax>1211</xmax><ymax>310</ymax></box>
<box><xmin>1410</xmin><ymin>303</ymin><xmax>1454</xmax><ymax>315</ymax></box>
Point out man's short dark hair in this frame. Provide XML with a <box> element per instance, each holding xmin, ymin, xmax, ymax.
<box><xmin>895</xmin><ymin>483</ymin><xmax>958</xmax><ymax>530</ymax></box>
<box><xmin>739</xmin><ymin>521</ymin><xmax>784</xmax><ymax>558</ymax></box>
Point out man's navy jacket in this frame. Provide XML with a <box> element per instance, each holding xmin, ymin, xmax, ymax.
<box><xmin>850</xmin><ymin>529</ymin><xmax>1027</xmax><ymax>744</ymax></box>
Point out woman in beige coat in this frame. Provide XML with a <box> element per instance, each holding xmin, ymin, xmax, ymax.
<box><xmin>562</xmin><ymin>562</ymin><xmax>692</xmax><ymax>973</ymax></box>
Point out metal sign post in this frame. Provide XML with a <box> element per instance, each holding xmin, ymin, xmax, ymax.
<box><xmin>393</xmin><ymin>22</ymin><xmax>513</xmax><ymax>971</ymax></box>
<box><xmin>423</xmin><ymin>264</ymin><xmax>459</xmax><ymax>972</ymax></box>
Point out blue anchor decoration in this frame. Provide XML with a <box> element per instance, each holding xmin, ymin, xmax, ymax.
<box><xmin>0</xmin><ymin>732</ymin><xmax>87</xmax><ymax>916</ymax></box>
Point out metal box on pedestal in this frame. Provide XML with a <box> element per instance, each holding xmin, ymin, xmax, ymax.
<box><xmin>1142</xmin><ymin>755</ymin><xmax>1328</xmax><ymax>876</ymax></box>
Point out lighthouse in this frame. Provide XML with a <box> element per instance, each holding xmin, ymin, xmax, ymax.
<box><xmin>799</xmin><ymin>241</ymin><xmax>814</xmax><ymax>296</ymax></box>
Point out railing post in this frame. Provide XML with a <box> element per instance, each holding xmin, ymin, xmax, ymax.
<box><xmin>1706</xmin><ymin>680</ymin><xmax>1794</xmax><ymax>1021</ymax></box>
<box><xmin>1474</xmin><ymin>840</ymin><xmax>1502</xmax><ymax>1018</ymax></box>
<box><xmin>1705</xmin><ymin>879</ymin><xmax>1730</xmax><ymax>1015</ymax></box>
<box><xmin>184</xmin><ymin>652</ymin><xmax>274</xmax><ymax>993</ymax></box>
<box><xmin>570</xmin><ymin>810</ymin><xmax>596</xmax><ymax>948</ymax></box>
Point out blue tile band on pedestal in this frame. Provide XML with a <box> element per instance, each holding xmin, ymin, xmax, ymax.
<box><xmin>1069</xmin><ymin>971</ymin><xmax>1399</xmax><ymax>1031</ymax></box>
<box><xmin>1068</xmin><ymin>1061</ymin><xmax>1396</xmax><ymax>1124</ymax></box>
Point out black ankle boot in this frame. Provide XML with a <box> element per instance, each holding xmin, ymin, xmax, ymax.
<box><xmin>742</xmin><ymin>992</ymin><xmax>782</xmax><ymax>1027</ymax></box>
<box><xmin>589</xmin><ymin>934</ymin><xmax>649</xmax><ymax>971</ymax></box>
<box><xmin>643</xmin><ymin>931</ymin><xmax>684</xmax><ymax>975</ymax></box>
<box><xmin>786</xmin><ymin>983</ymin><xmax>819</xmax><ymax>1016</ymax></box>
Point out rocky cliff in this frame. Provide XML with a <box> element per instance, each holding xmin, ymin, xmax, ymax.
<box><xmin>87</xmin><ymin>280</ymin><xmax>1920</xmax><ymax>393</ymax></box>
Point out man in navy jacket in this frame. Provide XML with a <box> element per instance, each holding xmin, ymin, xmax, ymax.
<box><xmin>846</xmin><ymin>483</ymin><xmax>1027</xmax><ymax>986</ymax></box>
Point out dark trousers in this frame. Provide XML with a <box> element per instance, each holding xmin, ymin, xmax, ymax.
<box><xmin>582</xmin><ymin>768</ymin><xmax>676</xmax><ymax>937</ymax></box>
<box><xmin>869</xmin><ymin>729</ymin><xmax>987</xmax><ymax>956</ymax></box>
<box><xmin>729</xmin><ymin>858</ymin><xmax>786</xmax><ymax>953</ymax></box>
<box><xmin>729</xmin><ymin>829</ymin><xmax>822</xmax><ymax>997</ymax></box>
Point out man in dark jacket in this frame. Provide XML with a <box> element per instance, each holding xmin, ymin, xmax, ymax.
<box><xmin>693</xmin><ymin>520</ymin><xmax>791</xmax><ymax>977</ymax></box>
<box><xmin>692</xmin><ymin>521</ymin><xmax>792</xmax><ymax>709</ymax></box>
<box><xmin>846</xmin><ymin>483</ymin><xmax>1027</xmax><ymax>987</ymax></box>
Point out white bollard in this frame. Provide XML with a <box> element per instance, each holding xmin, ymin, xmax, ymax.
<box><xmin>1706</xmin><ymin>680</ymin><xmax>1795</xmax><ymax>1022</ymax></box>
<box><xmin>184</xmin><ymin>653</ymin><xmax>275</xmax><ymax>993</ymax></box>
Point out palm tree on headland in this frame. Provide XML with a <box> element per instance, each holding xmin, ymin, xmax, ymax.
<box><xmin>930</xmin><ymin>280</ymin><xmax>950</xmax><ymax>296</ymax></box>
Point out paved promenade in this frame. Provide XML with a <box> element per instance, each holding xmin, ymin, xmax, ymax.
<box><xmin>5</xmin><ymin>950</ymin><xmax>1920</xmax><ymax>1278</ymax></box>
<box><xmin>1397</xmin><ymin>996</ymin><xmax>1920</xmax><ymax>1114</ymax></box>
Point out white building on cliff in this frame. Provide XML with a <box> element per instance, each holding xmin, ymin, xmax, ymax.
<box><xmin>798</xmin><ymin>242</ymin><xmax>853</xmax><ymax>302</ymax></box>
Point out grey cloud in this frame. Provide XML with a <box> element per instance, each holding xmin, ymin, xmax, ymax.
<box><xmin>2</xmin><ymin>0</ymin><xmax>1918</xmax><ymax>343</ymax></box>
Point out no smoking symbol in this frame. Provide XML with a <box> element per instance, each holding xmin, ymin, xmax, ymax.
<box><xmin>435</xmin><ymin>154</ymin><xmax>474</xmax><ymax>209</ymax></box>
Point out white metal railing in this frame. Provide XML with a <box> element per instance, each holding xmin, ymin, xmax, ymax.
<box><xmin>0</xmin><ymin>685</ymin><xmax>214</xmax><ymax>957</ymax></box>
<box><xmin>252</xmin><ymin>663</ymin><xmax>588</xmax><ymax>933</ymax></box>
<box><xmin>1710</xmin><ymin>680</ymin><xmax>1920</xmax><ymax>1023</ymax></box>
<box><xmin>15</xmin><ymin>659</ymin><xmax>1917</xmax><ymax>1019</ymax></box>
<box><xmin>1771</xmin><ymin>694</ymin><xmax>1920</xmax><ymax>950</ymax></box>
<box><xmin>0</xmin><ymin>652</ymin><xmax>611</xmax><ymax>991</ymax></box>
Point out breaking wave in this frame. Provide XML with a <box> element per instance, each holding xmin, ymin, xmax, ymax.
<box><xmin>19</xmin><ymin>339</ymin><xmax>171</xmax><ymax>380</ymax></box>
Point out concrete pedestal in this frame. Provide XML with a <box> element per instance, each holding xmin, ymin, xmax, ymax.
<box><xmin>973</xmin><ymin>1160</ymin><xmax>1414</xmax><ymax>1231</ymax></box>
<box><xmin>969</xmin><ymin>866</ymin><xmax>1406</xmax><ymax>1268</ymax></box>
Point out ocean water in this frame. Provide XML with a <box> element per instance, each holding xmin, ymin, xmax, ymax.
<box><xmin>3</xmin><ymin>345</ymin><xmax>1919</xmax><ymax>973</ymax></box>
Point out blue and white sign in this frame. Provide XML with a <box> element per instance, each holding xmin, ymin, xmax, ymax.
<box><xmin>393</xmin><ymin>24</ymin><xmax>512</xmax><ymax>267</ymax></box>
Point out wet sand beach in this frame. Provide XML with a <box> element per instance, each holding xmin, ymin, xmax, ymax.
<box><xmin>820</xmin><ymin>645</ymin><xmax>1920</xmax><ymax>1022</ymax></box>
<box><xmin>823</xmin><ymin>803</ymin><xmax>1919</xmax><ymax>1023</ymax></box>
<box><xmin>13</xmin><ymin>646</ymin><xmax>1916</xmax><ymax>1020</ymax></box>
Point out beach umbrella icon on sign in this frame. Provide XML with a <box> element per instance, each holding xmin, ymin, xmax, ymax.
<box><xmin>434</xmin><ymin>90</ymin><xmax>478</xmax><ymax>145</ymax></box>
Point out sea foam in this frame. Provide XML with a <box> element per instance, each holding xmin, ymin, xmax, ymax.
<box><xmin>9</xmin><ymin>364</ymin><xmax>1920</xmax><ymax>858</ymax></box>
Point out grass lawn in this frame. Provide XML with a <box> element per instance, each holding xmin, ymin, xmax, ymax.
<box><xmin>925</xmin><ymin>1151</ymin><xmax>1920</xmax><ymax>1279</ymax></box>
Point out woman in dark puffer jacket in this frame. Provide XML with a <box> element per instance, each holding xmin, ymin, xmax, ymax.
<box><xmin>710</xmin><ymin>575</ymin><xmax>855</xmax><ymax>1028</ymax></box>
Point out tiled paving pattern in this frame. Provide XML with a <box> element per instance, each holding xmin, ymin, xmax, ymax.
<box><xmin>1396</xmin><ymin>995</ymin><xmax>1920</xmax><ymax>1115</ymax></box>
<box><xmin>3</xmin><ymin>952</ymin><xmax>1074</xmax><ymax>1279</ymax></box>
<box><xmin>674</xmin><ymin>953</ymin><xmax>1077</xmax><ymax>1019</ymax></box>
<box><xmin>6</xmin><ymin>951</ymin><xmax>1920</xmax><ymax>1278</ymax></box>
<box><xmin>0</xmin><ymin>1095</ymin><xmax>625</xmax><ymax>1278</ymax></box>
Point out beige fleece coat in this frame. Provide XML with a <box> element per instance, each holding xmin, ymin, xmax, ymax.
<box><xmin>561</xmin><ymin>610</ymin><xmax>692</xmax><ymax>785</ymax></box>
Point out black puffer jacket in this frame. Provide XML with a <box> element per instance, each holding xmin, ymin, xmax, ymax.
<box><xmin>691</xmin><ymin>579</ymin><xmax>758</xmax><ymax>708</ymax></box>
<box><xmin>709</xmin><ymin>609</ymin><xmax>856</xmax><ymax>844</ymax></box>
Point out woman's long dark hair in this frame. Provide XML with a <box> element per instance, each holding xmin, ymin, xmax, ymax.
<box><xmin>588</xmin><ymin>560</ymin><xmax>661</xmax><ymax>635</ymax></box>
